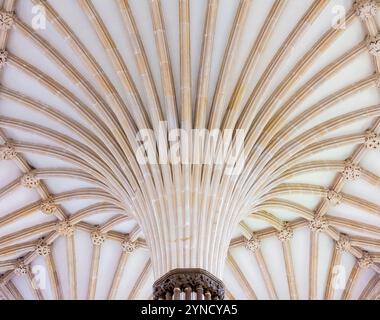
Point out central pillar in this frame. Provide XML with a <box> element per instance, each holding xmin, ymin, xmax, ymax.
<box><xmin>153</xmin><ymin>268</ymin><xmax>225</xmax><ymax>300</ymax></box>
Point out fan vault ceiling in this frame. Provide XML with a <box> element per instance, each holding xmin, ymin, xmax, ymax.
<box><xmin>0</xmin><ymin>0</ymin><xmax>380</xmax><ymax>300</ymax></box>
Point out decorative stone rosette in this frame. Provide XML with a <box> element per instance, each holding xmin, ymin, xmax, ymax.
<box><xmin>364</xmin><ymin>130</ymin><xmax>380</xmax><ymax>149</ymax></box>
<box><xmin>309</xmin><ymin>215</ymin><xmax>329</xmax><ymax>233</ymax></box>
<box><xmin>20</xmin><ymin>172</ymin><xmax>40</xmax><ymax>189</ymax></box>
<box><xmin>36</xmin><ymin>238</ymin><xmax>51</xmax><ymax>257</ymax></box>
<box><xmin>153</xmin><ymin>268</ymin><xmax>225</xmax><ymax>300</ymax></box>
<box><xmin>0</xmin><ymin>11</ymin><xmax>14</xmax><ymax>30</ymax></box>
<box><xmin>354</xmin><ymin>0</ymin><xmax>378</xmax><ymax>20</ymax></box>
<box><xmin>341</xmin><ymin>159</ymin><xmax>361</xmax><ymax>181</ymax></box>
<box><xmin>121</xmin><ymin>237</ymin><xmax>136</xmax><ymax>252</ymax></box>
<box><xmin>326</xmin><ymin>190</ymin><xmax>342</xmax><ymax>206</ymax></box>
<box><xmin>14</xmin><ymin>259</ymin><xmax>28</xmax><ymax>276</ymax></box>
<box><xmin>358</xmin><ymin>252</ymin><xmax>374</xmax><ymax>269</ymax></box>
<box><xmin>367</xmin><ymin>34</ymin><xmax>380</xmax><ymax>56</ymax></box>
<box><xmin>336</xmin><ymin>234</ymin><xmax>351</xmax><ymax>252</ymax></box>
<box><xmin>245</xmin><ymin>234</ymin><xmax>261</xmax><ymax>253</ymax></box>
<box><xmin>40</xmin><ymin>198</ymin><xmax>58</xmax><ymax>215</ymax></box>
<box><xmin>55</xmin><ymin>220</ymin><xmax>75</xmax><ymax>236</ymax></box>
<box><xmin>0</xmin><ymin>49</ymin><xmax>8</xmax><ymax>69</ymax></box>
<box><xmin>90</xmin><ymin>228</ymin><xmax>107</xmax><ymax>246</ymax></box>
<box><xmin>277</xmin><ymin>222</ymin><xmax>294</xmax><ymax>242</ymax></box>
<box><xmin>0</xmin><ymin>142</ymin><xmax>16</xmax><ymax>160</ymax></box>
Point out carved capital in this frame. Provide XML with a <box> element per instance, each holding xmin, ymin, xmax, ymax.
<box><xmin>336</xmin><ymin>234</ymin><xmax>351</xmax><ymax>252</ymax></box>
<box><xmin>277</xmin><ymin>222</ymin><xmax>293</xmax><ymax>242</ymax></box>
<box><xmin>326</xmin><ymin>190</ymin><xmax>343</xmax><ymax>206</ymax></box>
<box><xmin>354</xmin><ymin>0</ymin><xmax>377</xmax><ymax>19</ymax></box>
<box><xmin>358</xmin><ymin>251</ymin><xmax>374</xmax><ymax>268</ymax></box>
<box><xmin>56</xmin><ymin>220</ymin><xmax>74</xmax><ymax>237</ymax></box>
<box><xmin>153</xmin><ymin>268</ymin><xmax>224</xmax><ymax>300</ymax></box>
<box><xmin>342</xmin><ymin>159</ymin><xmax>361</xmax><ymax>181</ymax></box>
<box><xmin>245</xmin><ymin>234</ymin><xmax>261</xmax><ymax>253</ymax></box>
<box><xmin>0</xmin><ymin>11</ymin><xmax>14</xmax><ymax>30</ymax></box>
<box><xmin>0</xmin><ymin>49</ymin><xmax>8</xmax><ymax>69</ymax></box>
<box><xmin>0</xmin><ymin>142</ymin><xmax>16</xmax><ymax>160</ymax></box>
<box><xmin>40</xmin><ymin>197</ymin><xmax>58</xmax><ymax>215</ymax></box>
<box><xmin>20</xmin><ymin>172</ymin><xmax>40</xmax><ymax>189</ymax></box>
<box><xmin>309</xmin><ymin>215</ymin><xmax>329</xmax><ymax>233</ymax></box>
<box><xmin>364</xmin><ymin>130</ymin><xmax>380</xmax><ymax>149</ymax></box>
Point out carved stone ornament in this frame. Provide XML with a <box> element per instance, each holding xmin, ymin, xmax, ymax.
<box><xmin>36</xmin><ymin>238</ymin><xmax>50</xmax><ymax>257</ymax></box>
<box><xmin>0</xmin><ymin>142</ymin><xmax>16</xmax><ymax>160</ymax></box>
<box><xmin>40</xmin><ymin>198</ymin><xmax>58</xmax><ymax>215</ymax></box>
<box><xmin>277</xmin><ymin>222</ymin><xmax>294</xmax><ymax>242</ymax></box>
<box><xmin>336</xmin><ymin>234</ymin><xmax>351</xmax><ymax>252</ymax></box>
<box><xmin>55</xmin><ymin>220</ymin><xmax>74</xmax><ymax>237</ymax></box>
<box><xmin>367</xmin><ymin>34</ymin><xmax>380</xmax><ymax>56</ymax></box>
<box><xmin>91</xmin><ymin>228</ymin><xmax>107</xmax><ymax>246</ymax></box>
<box><xmin>326</xmin><ymin>190</ymin><xmax>343</xmax><ymax>206</ymax></box>
<box><xmin>0</xmin><ymin>49</ymin><xmax>8</xmax><ymax>69</ymax></box>
<box><xmin>20</xmin><ymin>172</ymin><xmax>40</xmax><ymax>189</ymax></box>
<box><xmin>153</xmin><ymin>268</ymin><xmax>225</xmax><ymax>300</ymax></box>
<box><xmin>342</xmin><ymin>159</ymin><xmax>361</xmax><ymax>181</ymax></box>
<box><xmin>309</xmin><ymin>215</ymin><xmax>329</xmax><ymax>233</ymax></box>
<box><xmin>121</xmin><ymin>237</ymin><xmax>136</xmax><ymax>252</ymax></box>
<box><xmin>358</xmin><ymin>252</ymin><xmax>374</xmax><ymax>269</ymax></box>
<box><xmin>354</xmin><ymin>0</ymin><xmax>378</xmax><ymax>19</ymax></box>
<box><xmin>0</xmin><ymin>11</ymin><xmax>14</xmax><ymax>30</ymax></box>
<box><xmin>364</xmin><ymin>130</ymin><xmax>380</xmax><ymax>149</ymax></box>
<box><xmin>245</xmin><ymin>234</ymin><xmax>261</xmax><ymax>253</ymax></box>
<box><xmin>14</xmin><ymin>259</ymin><xmax>28</xmax><ymax>276</ymax></box>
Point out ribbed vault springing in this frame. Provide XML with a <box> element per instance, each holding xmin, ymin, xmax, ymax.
<box><xmin>0</xmin><ymin>0</ymin><xmax>380</xmax><ymax>300</ymax></box>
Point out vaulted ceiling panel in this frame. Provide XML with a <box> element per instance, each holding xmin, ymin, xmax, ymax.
<box><xmin>0</xmin><ymin>0</ymin><xmax>379</xmax><ymax>300</ymax></box>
